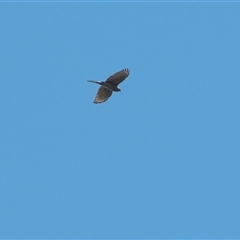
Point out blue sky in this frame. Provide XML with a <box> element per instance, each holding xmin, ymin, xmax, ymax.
<box><xmin>1</xmin><ymin>2</ymin><xmax>240</xmax><ymax>239</ymax></box>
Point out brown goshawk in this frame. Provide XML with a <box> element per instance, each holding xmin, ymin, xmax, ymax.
<box><xmin>88</xmin><ymin>68</ymin><xmax>130</xmax><ymax>104</ymax></box>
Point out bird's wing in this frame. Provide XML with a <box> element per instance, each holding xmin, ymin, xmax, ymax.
<box><xmin>93</xmin><ymin>86</ymin><xmax>113</xmax><ymax>104</ymax></box>
<box><xmin>106</xmin><ymin>68</ymin><xmax>130</xmax><ymax>86</ymax></box>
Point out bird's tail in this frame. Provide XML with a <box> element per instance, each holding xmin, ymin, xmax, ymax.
<box><xmin>88</xmin><ymin>80</ymin><xmax>99</xmax><ymax>84</ymax></box>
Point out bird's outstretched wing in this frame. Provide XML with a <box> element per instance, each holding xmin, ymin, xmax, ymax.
<box><xmin>93</xmin><ymin>86</ymin><xmax>113</xmax><ymax>104</ymax></box>
<box><xmin>106</xmin><ymin>68</ymin><xmax>130</xmax><ymax>86</ymax></box>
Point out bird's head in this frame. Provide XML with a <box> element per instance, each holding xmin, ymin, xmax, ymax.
<box><xmin>114</xmin><ymin>86</ymin><xmax>121</xmax><ymax>92</ymax></box>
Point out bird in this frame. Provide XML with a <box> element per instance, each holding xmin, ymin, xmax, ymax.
<box><xmin>88</xmin><ymin>68</ymin><xmax>130</xmax><ymax>104</ymax></box>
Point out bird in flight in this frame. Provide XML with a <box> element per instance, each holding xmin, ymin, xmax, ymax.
<box><xmin>88</xmin><ymin>68</ymin><xmax>130</xmax><ymax>104</ymax></box>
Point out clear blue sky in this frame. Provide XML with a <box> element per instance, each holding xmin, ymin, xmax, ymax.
<box><xmin>1</xmin><ymin>2</ymin><xmax>240</xmax><ymax>239</ymax></box>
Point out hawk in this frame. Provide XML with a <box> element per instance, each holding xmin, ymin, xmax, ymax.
<box><xmin>88</xmin><ymin>68</ymin><xmax>130</xmax><ymax>104</ymax></box>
